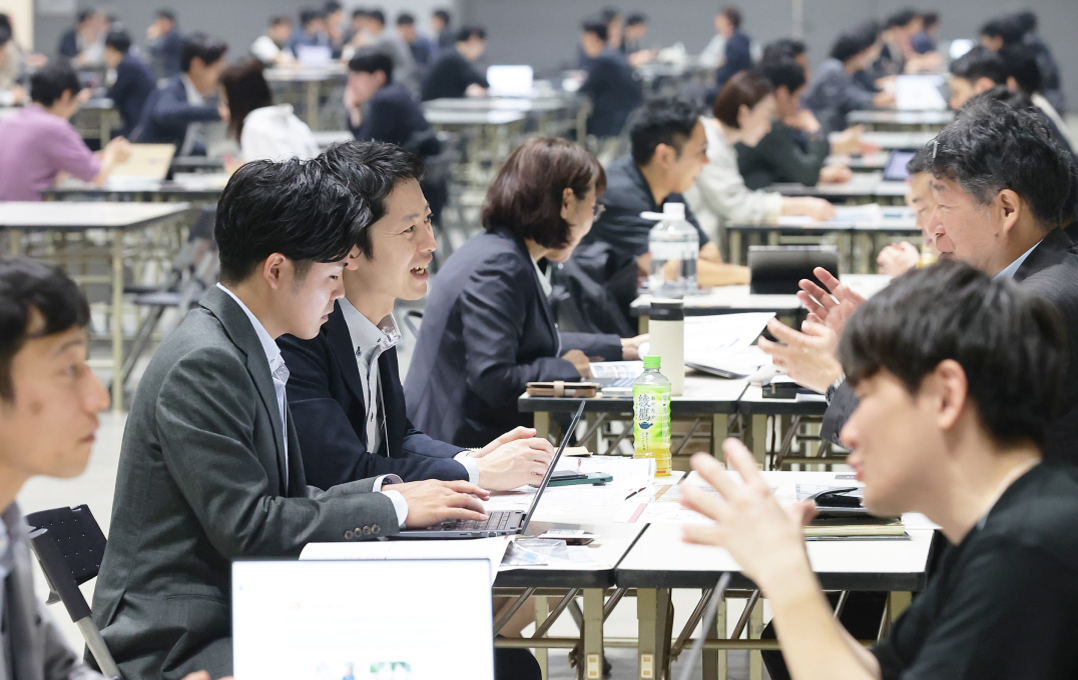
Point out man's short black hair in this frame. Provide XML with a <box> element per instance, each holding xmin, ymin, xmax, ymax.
<box><xmin>628</xmin><ymin>97</ymin><xmax>701</xmax><ymax>166</ymax></box>
<box><xmin>30</xmin><ymin>63</ymin><xmax>81</xmax><ymax>107</ymax></box>
<box><xmin>1000</xmin><ymin>43</ymin><xmax>1042</xmax><ymax>96</ymax></box>
<box><xmin>948</xmin><ymin>45</ymin><xmax>1005</xmax><ymax>86</ymax></box>
<box><xmin>270</xmin><ymin>15</ymin><xmax>291</xmax><ymax>28</ymax></box>
<box><xmin>1012</xmin><ymin>10</ymin><xmax>1037</xmax><ymax>35</ymax></box>
<box><xmin>432</xmin><ymin>9</ymin><xmax>450</xmax><ymax>25</ymax></box>
<box><xmin>600</xmin><ymin>7</ymin><xmax>620</xmax><ymax>24</ymax></box>
<box><xmin>348</xmin><ymin>49</ymin><xmax>394</xmax><ymax>83</ymax></box>
<box><xmin>318</xmin><ymin>142</ymin><xmax>425</xmax><ymax>260</ymax></box>
<box><xmin>215</xmin><ymin>158</ymin><xmax>368</xmax><ymax>283</ymax></box>
<box><xmin>930</xmin><ymin>98</ymin><xmax>1074</xmax><ymax>229</ymax></box>
<box><xmin>921</xmin><ymin>11</ymin><xmax>940</xmax><ymax>29</ymax></box>
<box><xmin>759</xmin><ymin>58</ymin><xmax>805</xmax><ymax>94</ymax></box>
<box><xmin>906</xmin><ymin>145</ymin><xmax>931</xmax><ymax>175</ymax></box>
<box><xmin>367</xmin><ymin>9</ymin><xmax>385</xmax><ymax>26</ymax></box>
<box><xmin>980</xmin><ymin>17</ymin><xmax>1023</xmax><ymax>46</ymax></box>
<box><xmin>105</xmin><ymin>29</ymin><xmax>132</xmax><ymax>54</ymax></box>
<box><xmin>180</xmin><ymin>32</ymin><xmax>228</xmax><ymax>73</ymax></box>
<box><xmin>300</xmin><ymin>8</ymin><xmax>325</xmax><ymax>28</ymax></box>
<box><xmin>396</xmin><ymin>12</ymin><xmax>415</xmax><ymax>26</ymax></box>
<box><xmin>77</xmin><ymin>9</ymin><xmax>96</xmax><ymax>25</ymax></box>
<box><xmin>156</xmin><ymin>9</ymin><xmax>177</xmax><ymax>23</ymax></box>
<box><xmin>324</xmin><ymin>1</ymin><xmax>342</xmax><ymax>14</ymax></box>
<box><xmin>762</xmin><ymin>38</ymin><xmax>806</xmax><ymax>63</ymax></box>
<box><xmin>885</xmin><ymin>9</ymin><xmax>918</xmax><ymax>29</ymax></box>
<box><xmin>830</xmin><ymin>21</ymin><xmax>879</xmax><ymax>63</ymax></box>
<box><xmin>0</xmin><ymin>258</ymin><xmax>90</xmax><ymax>403</ymax></box>
<box><xmin>721</xmin><ymin>6</ymin><xmax>742</xmax><ymax>29</ymax></box>
<box><xmin>625</xmin><ymin>13</ymin><xmax>647</xmax><ymax>27</ymax></box>
<box><xmin>582</xmin><ymin>18</ymin><xmax>609</xmax><ymax>43</ymax></box>
<box><xmin>965</xmin><ymin>84</ymin><xmax>1033</xmax><ymax>112</ymax></box>
<box><xmin>841</xmin><ymin>260</ymin><xmax>1066</xmax><ymax>448</ymax></box>
<box><xmin>456</xmin><ymin>25</ymin><xmax>486</xmax><ymax>42</ymax></box>
<box><xmin>0</xmin><ymin>21</ymin><xmax>12</xmax><ymax>48</ymax></box>
<box><xmin>352</xmin><ymin>9</ymin><xmax>369</xmax><ymax>20</ymax></box>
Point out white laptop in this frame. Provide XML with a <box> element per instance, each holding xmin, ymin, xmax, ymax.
<box><xmin>486</xmin><ymin>65</ymin><xmax>534</xmax><ymax>97</ymax></box>
<box><xmin>894</xmin><ymin>75</ymin><xmax>948</xmax><ymax>111</ymax></box>
<box><xmin>296</xmin><ymin>44</ymin><xmax>333</xmax><ymax>67</ymax></box>
<box><xmin>232</xmin><ymin>559</ymin><xmax>495</xmax><ymax>680</ymax></box>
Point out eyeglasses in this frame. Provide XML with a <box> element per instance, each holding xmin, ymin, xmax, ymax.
<box><xmin>592</xmin><ymin>203</ymin><xmax>606</xmax><ymax>219</ymax></box>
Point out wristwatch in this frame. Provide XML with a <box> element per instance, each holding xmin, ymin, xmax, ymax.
<box><xmin>825</xmin><ymin>375</ymin><xmax>846</xmax><ymax>405</ymax></box>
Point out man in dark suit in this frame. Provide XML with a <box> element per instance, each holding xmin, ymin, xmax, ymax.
<box><xmin>57</xmin><ymin>9</ymin><xmax>103</xmax><ymax>65</ymax></box>
<box><xmin>103</xmin><ymin>30</ymin><xmax>156</xmax><ymax>138</ymax></box>
<box><xmin>420</xmin><ymin>26</ymin><xmax>488</xmax><ymax>101</ymax></box>
<box><xmin>767</xmin><ymin>100</ymin><xmax>1078</xmax><ymax>467</ymax></box>
<box><xmin>344</xmin><ymin>50</ymin><xmax>435</xmax><ymax>153</ymax></box>
<box><xmin>714</xmin><ymin>6</ymin><xmax>752</xmax><ymax>90</ymax></box>
<box><xmin>578</xmin><ymin>17</ymin><xmax>642</xmax><ymax>139</ymax></box>
<box><xmin>133</xmin><ymin>32</ymin><xmax>228</xmax><ymax>154</ymax></box>
<box><xmin>147</xmin><ymin>9</ymin><xmax>183</xmax><ymax>78</ymax></box>
<box><xmin>91</xmin><ymin>157</ymin><xmax>489</xmax><ymax>680</ymax></box>
<box><xmin>280</xmin><ymin>141</ymin><xmax>554</xmax><ymax>492</ymax></box>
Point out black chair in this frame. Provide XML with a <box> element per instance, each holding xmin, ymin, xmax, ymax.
<box><xmin>25</xmin><ymin>505</ymin><xmax>122</xmax><ymax>679</ymax></box>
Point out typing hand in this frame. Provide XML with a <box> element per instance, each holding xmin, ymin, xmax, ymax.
<box><xmin>562</xmin><ymin>349</ymin><xmax>593</xmax><ymax>379</ymax></box>
<box><xmin>757</xmin><ymin>318</ymin><xmax>843</xmax><ymax>394</ymax></box>
<box><xmin>877</xmin><ymin>242</ymin><xmax>920</xmax><ymax>276</ymax></box>
<box><xmin>797</xmin><ymin>267</ymin><xmax>865</xmax><ymax>333</ymax></box>
<box><xmin>476</xmin><ymin>438</ymin><xmax>554</xmax><ymax>490</ymax></box>
<box><xmin>681</xmin><ymin>443</ymin><xmax>817</xmax><ymax>591</ymax></box>
<box><xmin>474</xmin><ymin>426</ymin><xmax>540</xmax><ymax>458</ymax></box>
<box><xmin>818</xmin><ymin>165</ymin><xmax>853</xmax><ymax>184</ymax></box>
<box><xmin>383</xmin><ymin>480</ymin><xmax>490</xmax><ymax>528</ymax></box>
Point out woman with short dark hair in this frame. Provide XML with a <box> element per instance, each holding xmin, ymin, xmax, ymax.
<box><xmin>405</xmin><ymin>138</ymin><xmax>646</xmax><ymax>447</ymax></box>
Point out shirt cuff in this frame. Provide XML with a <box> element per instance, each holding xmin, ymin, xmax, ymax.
<box><xmin>454</xmin><ymin>452</ymin><xmax>481</xmax><ymax>485</ymax></box>
<box><xmin>380</xmin><ymin>490</ymin><xmax>409</xmax><ymax>529</ymax></box>
<box><xmin>371</xmin><ymin>473</ymin><xmax>403</xmax><ymax>492</ymax></box>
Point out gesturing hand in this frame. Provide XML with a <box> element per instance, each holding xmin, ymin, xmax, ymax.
<box><xmin>797</xmin><ymin>268</ymin><xmax>865</xmax><ymax>334</ymax></box>
<box><xmin>382</xmin><ymin>480</ymin><xmax>490</xmax><ymax>529</ymax></box>
<box><xmin>476</xmin><ymin>438</ymin><xmax>554</xmax><ymax>490</ymax></box>
<box><xmin>680</xmin><ymin>442</ymin><xmax>817</xmax><ymax>591</ymax></box>
<box><xmin>562</xmin><ymin>349</ymin><xmax>593</xmax><ymax>379</ymax></box>
<box><xmin>758</xmin><ymin>318</ymin><xmax>844</xmax><ymax>394</ymax></box>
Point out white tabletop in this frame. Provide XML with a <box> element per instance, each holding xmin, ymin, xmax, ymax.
<box><xmin>848</xmin><ymin>109</ymin><xmax>953</xmax><ymax>126</ymax></box>
<box><xmin>853</xmin><ymin>131</ymin><xmax>937</xmax><ymax>150</ymax></box>
<box><xmin>631</xmin><ymin>274</ymin><xmax>892</xmax><ymax>313</ymax></box>
<box><xmin>425</xmin><ymin>109</ymin><xmax>527</xmax><ymax>126</ymax></box>
<box><xmin>0</xmin><ymin>201</ymin><xmax>191</xmax><ymax>229</ymax></box>
<box><xmin>422</xmin><ymin>97</ymin><xmax>575</xmax><ymax>113</ymax></box>
<box><xmin>264</xmin><ymin>65</ymin><xmax>346</xmax><ymax>82</ymax></box>
<box><xmin>727</xmin><ymin>206</ymin><xmax>917</xmax><ymax>233</ymax></box>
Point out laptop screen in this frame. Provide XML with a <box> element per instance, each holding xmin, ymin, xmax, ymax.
<box><xmin>883</xmin><ymin>150</ymin><xmax>916</xmax><ymax>182</ymax></box>
<box><xmin>486</xmin><ymin>65</ymin><xmax>534</xmax><ymax>97</ymax></box>
<box><xmin>232</xmin><ymin>559</ymin><xmax>494</xmax><ymax>680</ymax></box>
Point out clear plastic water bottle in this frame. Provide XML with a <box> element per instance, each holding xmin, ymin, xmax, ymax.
<box><xmin>633</xmin><ymin>355</ymin><xmax>672</xmax><ymax>477</ymax></box>
<box><xmin>644</xmin><ymin>202</ymin><xmax>699</xmax><ymax>298</ymax></box>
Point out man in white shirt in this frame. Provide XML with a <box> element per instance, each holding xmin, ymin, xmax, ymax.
<box><xmin>280</xmin><ymin>141</ymin><xmax>556</xmax><ymax>491</ymax></box>
<box><xmin>92</xmin><ymin>156</ymin><xmax>488</xmax><ymax>680</ymax></box>
<box><xmin>250</xmin><ymin>16</ymin><xmax>295</xmax><ymax>66</ymax></box>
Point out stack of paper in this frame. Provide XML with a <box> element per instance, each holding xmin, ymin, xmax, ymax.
<box><xmin>684</xmin><ymin>313</ymin><xmax>775</xmax><ymax>378</ymax></box>
<box><xmin>299</xmin><ymin>537</ymin><xmax>512</xmax><ymax>584</ymax></box>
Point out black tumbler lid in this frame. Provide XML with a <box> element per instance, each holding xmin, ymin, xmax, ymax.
<box><xmin>650</xmin><ymin>300</ymin><xmax>684</xmax><ymax>321</ymax></box>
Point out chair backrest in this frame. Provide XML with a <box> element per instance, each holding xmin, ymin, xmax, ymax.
<box><xmin>25</xmin><ymin>505</ymin><xmax>106</xmax><ymax>587</ymax></box>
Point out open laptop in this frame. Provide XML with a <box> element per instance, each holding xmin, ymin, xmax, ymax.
<box><xmin>486</xmin><ymin>65</ymin><xmax>534</xmax><ymax>97</ymax></box>
<box><xmin>232</xmin><ymin>558</ymin><xmax>494</xmax><ymax>680</ymax></box>
<box><xmin>894</xmin><ymin>74</ymin><xmax>948</xmax><ymax>111</ymax></box>
<box><xmin>109</xmin><ymin>144</ymin><xmax>176</xmax><ymax>180</ymax></box>
<box><xmin>882</xmin><ymin>149</ymin><xmax>917</xmax><ymax>182</ymax></box>
<box><xmin>397</xmin><ymin>400</ymin><xmax>586</xmax><ymax>539</ymax></box>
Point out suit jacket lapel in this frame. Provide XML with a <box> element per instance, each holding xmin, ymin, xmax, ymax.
<box><xmin>506</xmin><ymin>229</ymin><xmax>560</xmax><ymax>353</ymax></box>
<box><xmin>1014</xmin><ymin>228</ymin><xmax>1074</xmax><ymax>283</ymax></box>
<box><xmin>325</xmin><ymin>304</ymin><xmax>367</xmax><ymax>407</ymax></box>
<box><xmin>200</xmin><ymin>287</ymin><xmax>289</xmax><ymax>493</ymax></box>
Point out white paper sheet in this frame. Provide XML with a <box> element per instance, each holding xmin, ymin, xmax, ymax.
<box><xmin>299</xmin><ymin>537</ymin><xmax>512</xmax><ymax>584</ymax></box>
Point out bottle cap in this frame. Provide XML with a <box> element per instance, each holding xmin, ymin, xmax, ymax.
<box><xmin>663</xmin><ymin>202</ymin><xmax>686</xmax><ymax>220</ymax></box>
<box><xmin>650</xmin><ymin>300</ymin><xmax>684</xmax><ymax>321</ymax></box>
<box><xmin>643</xmin><ymin>355</ymin><xmax>662</xmax><ymax>369</ymax></box>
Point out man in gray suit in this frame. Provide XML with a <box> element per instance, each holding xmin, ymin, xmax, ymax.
<box><xmin>91</xmin><ymin>156</ymin><xmax>489</xmax><ymax>680</ymax></box>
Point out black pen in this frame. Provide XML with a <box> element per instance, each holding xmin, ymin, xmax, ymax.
<box><xmin>623</xmin><ymin>487</ymin><xmax>646</xmax><ymax>501</ymax></box>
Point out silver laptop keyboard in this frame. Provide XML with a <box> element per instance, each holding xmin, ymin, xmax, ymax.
<box><xmin>440</xmin><ymin>510</ymin><xmax>524</xmax><ymax>532</ymax></box>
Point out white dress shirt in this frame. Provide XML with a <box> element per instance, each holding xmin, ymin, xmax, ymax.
<box><xmin>994</xmin><ymin>241</ymin><xmax>1041</xmax><ymax>280</ymax></box>
<box><xmin>239</xmin><ymin>104</ymin><xmax>320</xmax><ymax>162</ymax></box>
<box><xmin>339</xmin><ymin>298</ymin><xmax>479</xmax><ymax>485</ymax></box>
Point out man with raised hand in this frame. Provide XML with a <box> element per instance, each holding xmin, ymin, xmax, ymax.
<box><xmin>92</xmin><ymin>157</ymin><xmax>487</xmax><ymax>680</ymax></box>
<box><xmin>686</xmin><ymin>261</ymin><xmax>1078</xmax><ymax>679</ymax></box>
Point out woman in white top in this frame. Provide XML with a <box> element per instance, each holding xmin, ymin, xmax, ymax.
<box><xmin>686</xmin><ymin>70</ymin><xmax>834</xmax><ymax>240</ymax></box>
<box><xmin>219</xmin><ymin>59</ymin><xmax>319</xmax><ymax>163</ymax></box>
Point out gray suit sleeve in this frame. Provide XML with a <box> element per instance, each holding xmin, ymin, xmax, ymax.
<box><xmin>820</xmin><ymin>380</ymin><xmax>858</xmax><ymax>446</ymax></box>
<box><xmin>155</xmin><ymin>346</ymin><xmax>400</xmax><ymax>558</ymax></box>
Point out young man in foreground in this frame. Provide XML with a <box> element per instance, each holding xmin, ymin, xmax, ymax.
<box><xmin>685</xmin><ymin>261</ymin><xmax>1078</xmax><ymax>679</ymax></box>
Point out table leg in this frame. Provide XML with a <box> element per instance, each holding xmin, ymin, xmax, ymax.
<box><xmin>534</xmin><ymin>411</ymin><xmax>551</xmax><ymax>443</ymax></box>
<box><xmin>306</xmin><ymin>80</ymin><xmax>320</xmax><ymax>131</ymax></box>
<box><xmin>535</xmin><ymin>595</ymin><xmax>549</xmax><ymax>680</ymax></box>
<box><xmin>711</xmin><ymin>414</ymin><xmax>728</xmax><ymax>457</ymax></box>
<box><xmin>581</xmin><ymin>589</ymin><xmax>604</xmax><ymax>680</ymax></box>
<box><xmin>584</xmin><ymin>413</ymin><xmax>601</xmax><ymax>456</ymax></box>
<box><xmin>889</xmin><ymin>591</ymin><xmax>912</xmax><ymax>621</ymax></box>
<box><xmin>748</xmin><ymin>600</ymin><xmax>764</xmax><ymax>680</ymax></box>
<box><xmin>745</xmin><ymin>414</ymin><xmax>768</xmax><ymax>467</ymax></box>
<box><xmin>8</xmin><ymin>229</ymin><xmax>21</xmax><ymax>255</ymax></box>
<box><xmin>702</xmin><ymin>594</ymin><xmax>727</xmax><ymax>680</ymax></box>
<box><xmin>637</xmin><ymin>589</ymin><xmax>659</xmax><ymax>680</ymax></box>
<box><xmin>111</xmin><ymin>230</ymin><xmax>123</xmax><ymax>413</ymax></box>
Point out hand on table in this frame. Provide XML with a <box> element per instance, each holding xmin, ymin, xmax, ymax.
<box><xmin>818</xmin><ymin>165</ymin><xmax>853</xmax><ymax>184</ymax></box>
<box><xmin>562</xmin><ymin>349</ymin><xmax>593</xmax><ymax>379</ymax></box>
<box><xmin>473</xmin><ymin>436</ymin><xmax>554</xmax><ymax>490</ymax></box>
<box><xmin>680</xmin><ymin>442</ymin><xmax>817</xmax><ymax>590</ymax></box>
<box><xmin>621</xmin><ymin>334</ymin><xmax>649</xmax><ymax>361</ymax></box>
<box><xmin>758</xmin><ymin>318</ymin><xmax>843</xmax><ymax>394</ymax></box>
<box><xmin>382</xmin><ymin>480</ymin><xmax>490</xmax><ymax>528</ymax></box>
<box><xmin>876</xmin><ymin>242</ymin><xmax>919</xmax><ymax>276</ymax></box>
<box><xmin>797</xmin><ymin>268</ymin><xmax>865</xmax><ymax>333</ymax></box>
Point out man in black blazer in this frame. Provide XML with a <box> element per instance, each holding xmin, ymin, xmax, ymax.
<box><xmin>92</xmin><ymin>156</ymin><xmax>488</xmax><ymax>680</ymax></box>
<box><xmin>578</xmin><ymin>18</ymin><xmax>642</xmax><ymax>138</ymax></box>
<box><xmin>280</xmin><ymin>142</ymin><xmax>554</xmax><ymax>491</ymax></box>
<box><xmin>134</xmin><ymin>33</ymin><xmax>227</xmax><ymax>153</ymax></box>
<box><xmin>769</xmin><ymin>100</ymin><xmax>1078</xmax><ymax>467</ymax></box>
<box><xmin>345</xmin><ymin>50</ymin><xmax>437</xmax><ymax>155</ymax></box>
<box><xmin>103</xmin><ymin>30</ymin><xmax>156</xmax><ymax>138</ymax></box>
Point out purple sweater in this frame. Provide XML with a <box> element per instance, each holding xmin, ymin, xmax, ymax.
<box><xmin>0</xmin><ymin>104</ymin><xmax>102</xmax><ymax>201</ymax></box>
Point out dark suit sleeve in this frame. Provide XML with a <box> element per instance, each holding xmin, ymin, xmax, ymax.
<box><xmin>559</xmin><ymin>331</ymin><xmax>624</xmax><ymax>361</ymax></box>
<box><xmin>461</xmin><ymin>266</ymin><xmax>582</xmax><ymax>409</ymax></box>
<box><xmin>580</xmin><ymin>58</ymin><xmax>614</xmax><ymax>97</ymax></box>
<box><xmin>155</xmin><ymin>345</ymin><xmax>401</xmax><ymax>555</ymax></box>
<box><xmin>149</xmin><ymin>84</ymin><xmax>220</xmax><ymax>130</ymax></box>
<box><xmin>821</xmin><ymin>380</ymin><xmax>858</xmax><ymax>446</ymax></box>
<box><xmin>745</xmin><ymin>128</ymin><xmax>831</xmax><ymax>187</ymax></box>
<box><xmin>107</xmin><ymin>62</ymin><xmax>132</xmax><ymax>102</ymax></box>
<box><xmin>279</xmin><ymin>335</ymin><xmax>469</xmax><ymax>487</ymax></box>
